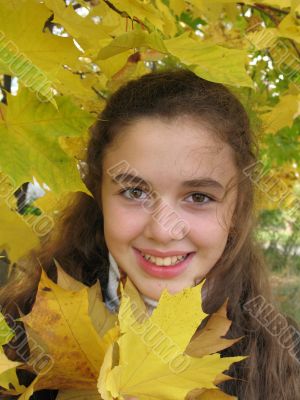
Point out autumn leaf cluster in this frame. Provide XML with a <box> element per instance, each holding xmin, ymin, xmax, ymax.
<box><xmin>0</xmin><ymin>265</ymin><xmax>244</xmax><ymax>399</ymax></box>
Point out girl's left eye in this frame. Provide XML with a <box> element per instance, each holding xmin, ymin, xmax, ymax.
<box><xmin>119</xmin><ymin>187</ymin><xmax>214</xmax><ymax>205</ymax></box>
<box><xmin>185</xmin><ymin>192</ymin><xmax>214</xmax><ymax>205</ymax></box>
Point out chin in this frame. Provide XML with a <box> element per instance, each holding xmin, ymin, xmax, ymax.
<box><xmin>141</xmin><ymin>281</ymin><xmax>193</xmax><ymax>301</ymax></box>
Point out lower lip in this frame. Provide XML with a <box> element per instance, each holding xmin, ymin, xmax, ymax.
<box><xmin>133</xmin><ymin>248</ymin><xmax>196</xmax><ymax>279</ymax></box>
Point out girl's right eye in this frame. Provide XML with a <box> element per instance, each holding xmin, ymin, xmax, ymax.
<box><xmin>118</xmin><ymin>187</ymin><xmax>149</xmax><ymax>201</ymax></box>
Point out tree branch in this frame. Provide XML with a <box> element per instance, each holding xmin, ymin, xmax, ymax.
<box><xmin>253</xmin><ymin>3</ymin><xmax>289</xmax><ymax>16</ymax></box>
<box><xmin>239</xmin><ymin>2</ymin><xmax>299</xmax><ymax>20</ymax></box>
<box><xmin>240</xmin><ymin>3</ymin><xmax>300</xmax><ymax>62</ymax></box>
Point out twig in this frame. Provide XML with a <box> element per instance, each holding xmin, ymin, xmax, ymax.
<box><xmin>92</xmin><ymin>86</ymin><xmax>108</xmax><ymax>100</ymax></box>
<box><xmin>102</xmin><ymin>0</ymin><xmax>127</xmax><ymax>17</ymax></box>
<box><xmin>102</xmin><ymin>0</ymin><xmax>149</xmax><ymax>31</ymax></box>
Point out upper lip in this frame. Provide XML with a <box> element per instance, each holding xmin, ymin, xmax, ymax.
<box><xmin>135</xmin><ymin>248</ymin><xmax>193</xmax><ymax>257</ymax></box>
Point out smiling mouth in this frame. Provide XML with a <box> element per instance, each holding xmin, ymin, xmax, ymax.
<box><xmin>133</xmin><ymin>248</ymin><xmax>196</xmax><ymax>279</ymax></box>
<box><xmin>139</xmin><ymin>252</ymin><xmax>191</xmax><ymax>266</ymax></box>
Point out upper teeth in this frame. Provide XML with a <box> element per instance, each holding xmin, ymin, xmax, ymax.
<box><xmin>141</xmin><ymin>252</ymin><xmax>188</xmax><ymax>266</ymax></box>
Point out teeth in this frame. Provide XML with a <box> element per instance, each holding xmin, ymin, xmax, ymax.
<box><xmin>141</xmin><ymin>253</ymin><xmax>188</xmax><ymax>266</ymax></box>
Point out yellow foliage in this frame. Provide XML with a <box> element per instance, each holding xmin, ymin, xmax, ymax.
<box><xmin>278</xmin><ymin>13</ymin><xmax>300</xmax><ymax>43</ymax></box>
<box><xmin>188</xmin><ymin>1</ymin><xmax>225</xmax><ymax>23</ymax></box>
<box><xmin>0</xmin><ymin>89</ymin><xmax>94</xmax><ymax>194</ymax></box>
<box><xmin>0</xmin><ymin>362</ymin><xmax>26</xmax><ymax>395</ymax></box>
<box><xmin>254</xmin><ymin>165</ymin><xmax>299</xmax><ymax>211</ymax></box>
<box><xmin>156</xmin><ymin>0</ymin><xmax>178</xmax><ymax>37</ymax></box>
<box><xmin>98</xmin><ymin>279</ymin><xmax>244</xmax><ymax>400</ymax></box>
<box><xmin>169</xmin><ymin>0</ymin><xmax>186</xmax><ymax>15</ymax></box>
<box><xmin>165</xmin><ymin>33</ymin><xmax>253</xmax><ymax>87</ymax></box>
<box><xmin>97</xmin><ymin>50</ymin><xmax>134</xmax><ymax>79</ymax></box>
<box><xmin>54</xmin><ymin>67</ymin><xmax>104</xmax><ymax>112</ymax></box>
<box><xmin>0</xmin><ymin>199</ymin><xmax>39</xmax><ymax>262</ymax></box>
<box><xmin>107</xmin><ymin>0</ymin><xmax>164</xmax><ymax>32</ymax></box>
<box><xmin>20</xmin><ymin>268</ymin><xmax>118</xmax><ymax>392</ymax></box>
<box><xmin>245</xmin><ymin>28</ymin><xmax>278</xmax><ymax>50</ymax></box>
<box><xmin>43</xmin><ymin>0</ymin><xmax>111</xmax><ymax>49</ymax></box>
<box><xmin>97</xmin><ymin>30</ymin><xmax>167</xmax><ymax>60</ymax></box>
<box><xmin>107</xmin><ymin>54</ymin><xmax>151</xmax><ymax>92</ymax></box>
<box><xmin>0</xmin><ymin>0</ymin><xmax>80</xmax><ymax>102</ymax></box>
<box><xmin>261</xmin><ymin>94</ymin><xmax>299</xmax><ymax>133</ymax></box>
<box><xmin>90</xmin><ymin>2</ymin><xmax>125</xmax><ymax>37</ymax></box>
<box><xmin>0</xmin><ymin>269</ymin><xmax>243</xmax><ymax>399</ymax></box>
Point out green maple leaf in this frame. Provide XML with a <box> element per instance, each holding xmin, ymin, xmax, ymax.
<box><xmin>0</xmin><ymin>89</ymin><xmax>95</xmax><ymax>194</ymax></box>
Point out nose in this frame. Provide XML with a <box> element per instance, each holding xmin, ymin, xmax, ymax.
<box><xmin>142</xmin><ymin>202</ymin><xmax>189</xmax><ymax>242</ymax></box>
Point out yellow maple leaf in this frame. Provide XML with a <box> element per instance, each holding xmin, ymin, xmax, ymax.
<box><xmin>278</xmin><ymin>13</ymin><xmax>300</xmax><ymax>44</ymax></box>
<box><xmin>0</xmin><ymin>88</ymin><xmax>94</xmax><ymax>194</ymax></box>
<box><xmin>0</xmin><ymin>0</ymin><xmax>80</xmax><ymax>103</ymax></box>
<box><xmin>261</xmin><ymin>93</ymin><xmax>299</xmax><ymax>134</ymax></box>
<box><xmin>169</xmin><ymin>0</ymin><xmax>186</xmax><ymax>16</ymax></box>
<box><xmin>107</xmin><ymin>0</ymin><xmax>164</xmax><ymax>32</ymax></box>
<box><xmin>98</xmin><ymin>279</ymin><xmax>245</xmax><ymax>400</ymax></box>
<box><xmin>20</xmin><ymin>267</ymin><xmax>118</xmax><ymax>392</ymax></box>
<box><xmin>155</xmin><ymin>0</ymin><xmax>178</xmax><ymax>37</ymax></box>
<box><xmin>0</xmin><ymin>352</ymin><xmax>21</xmax><ymax>378</ymax></box>
<box><xmin>0</xmin><ymin>197</ymin><xmax>39</xmax><ymax>263</ymax></box>
<box><xmin>164</xmin><ymin>33</ymin><xmax>254</xmax><ymax>88</ymax></box>
<box><xmin>43</xmin><ymin>0</ymin><xmax>111</xmax><ymax>49</ymax></box>
<box><xmin>97</xmin><ymin>30</ymin><xmax>167</xmax><ymax>60</ymax></box>
<box><xmin>54</xmin><ymin>67</ymin><xmax>104</xmax><ymax>112</ymax></box>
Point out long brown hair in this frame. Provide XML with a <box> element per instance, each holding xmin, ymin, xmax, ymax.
<box><xmin>1</xmin><ymin>69</ymin><xmax>300</xmax><ymax>399</ymax></box>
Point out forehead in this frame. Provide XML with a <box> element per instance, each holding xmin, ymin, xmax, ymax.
<box><xmin>102</xmin><ymin>116</ymin><xmax>237</xmax><ymax>187</ymax></box>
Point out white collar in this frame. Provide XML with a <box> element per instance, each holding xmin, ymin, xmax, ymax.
<box><xmin>105</xmin><ymin>252</ymin><xmax>158</xmax><ymax>315</ymax></box>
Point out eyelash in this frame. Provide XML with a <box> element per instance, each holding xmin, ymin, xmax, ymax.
<box><xmin>118</xmin><ymin>186</ymin><xmax>215</xmax><ymax>205</ymax></box>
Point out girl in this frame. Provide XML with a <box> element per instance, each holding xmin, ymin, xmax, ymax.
<box><xmin>1</xmin><ymin>69</ymin><xmax>300</xmax><ymax>399</ymax></box>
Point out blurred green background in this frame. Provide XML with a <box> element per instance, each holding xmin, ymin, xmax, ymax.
<box><xmin>256</xmin><ymin>208</ymin><xmax>300</xmax><ymax>324</ymax></box>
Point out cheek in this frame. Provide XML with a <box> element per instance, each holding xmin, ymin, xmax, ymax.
<box><xmin>102</xmin><ymin>201</ymin><xmax>146</xmax><ymax>243</ymax></box>
<box><xmin>187</xmin><ymin>212</ymin><xmax>230</xmax><ymax>252</ymax></box>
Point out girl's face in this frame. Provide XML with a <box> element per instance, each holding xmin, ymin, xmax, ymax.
<box><xmin>101</xmin><ymin>116</ymin><xmax>238</xmax><ymax>301</ymax></box>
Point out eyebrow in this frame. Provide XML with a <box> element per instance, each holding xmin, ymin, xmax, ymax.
<box><xmin>111</xmin><ymin>173</ymin><xmax>225</xmax><ymax>192</ymax></box>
